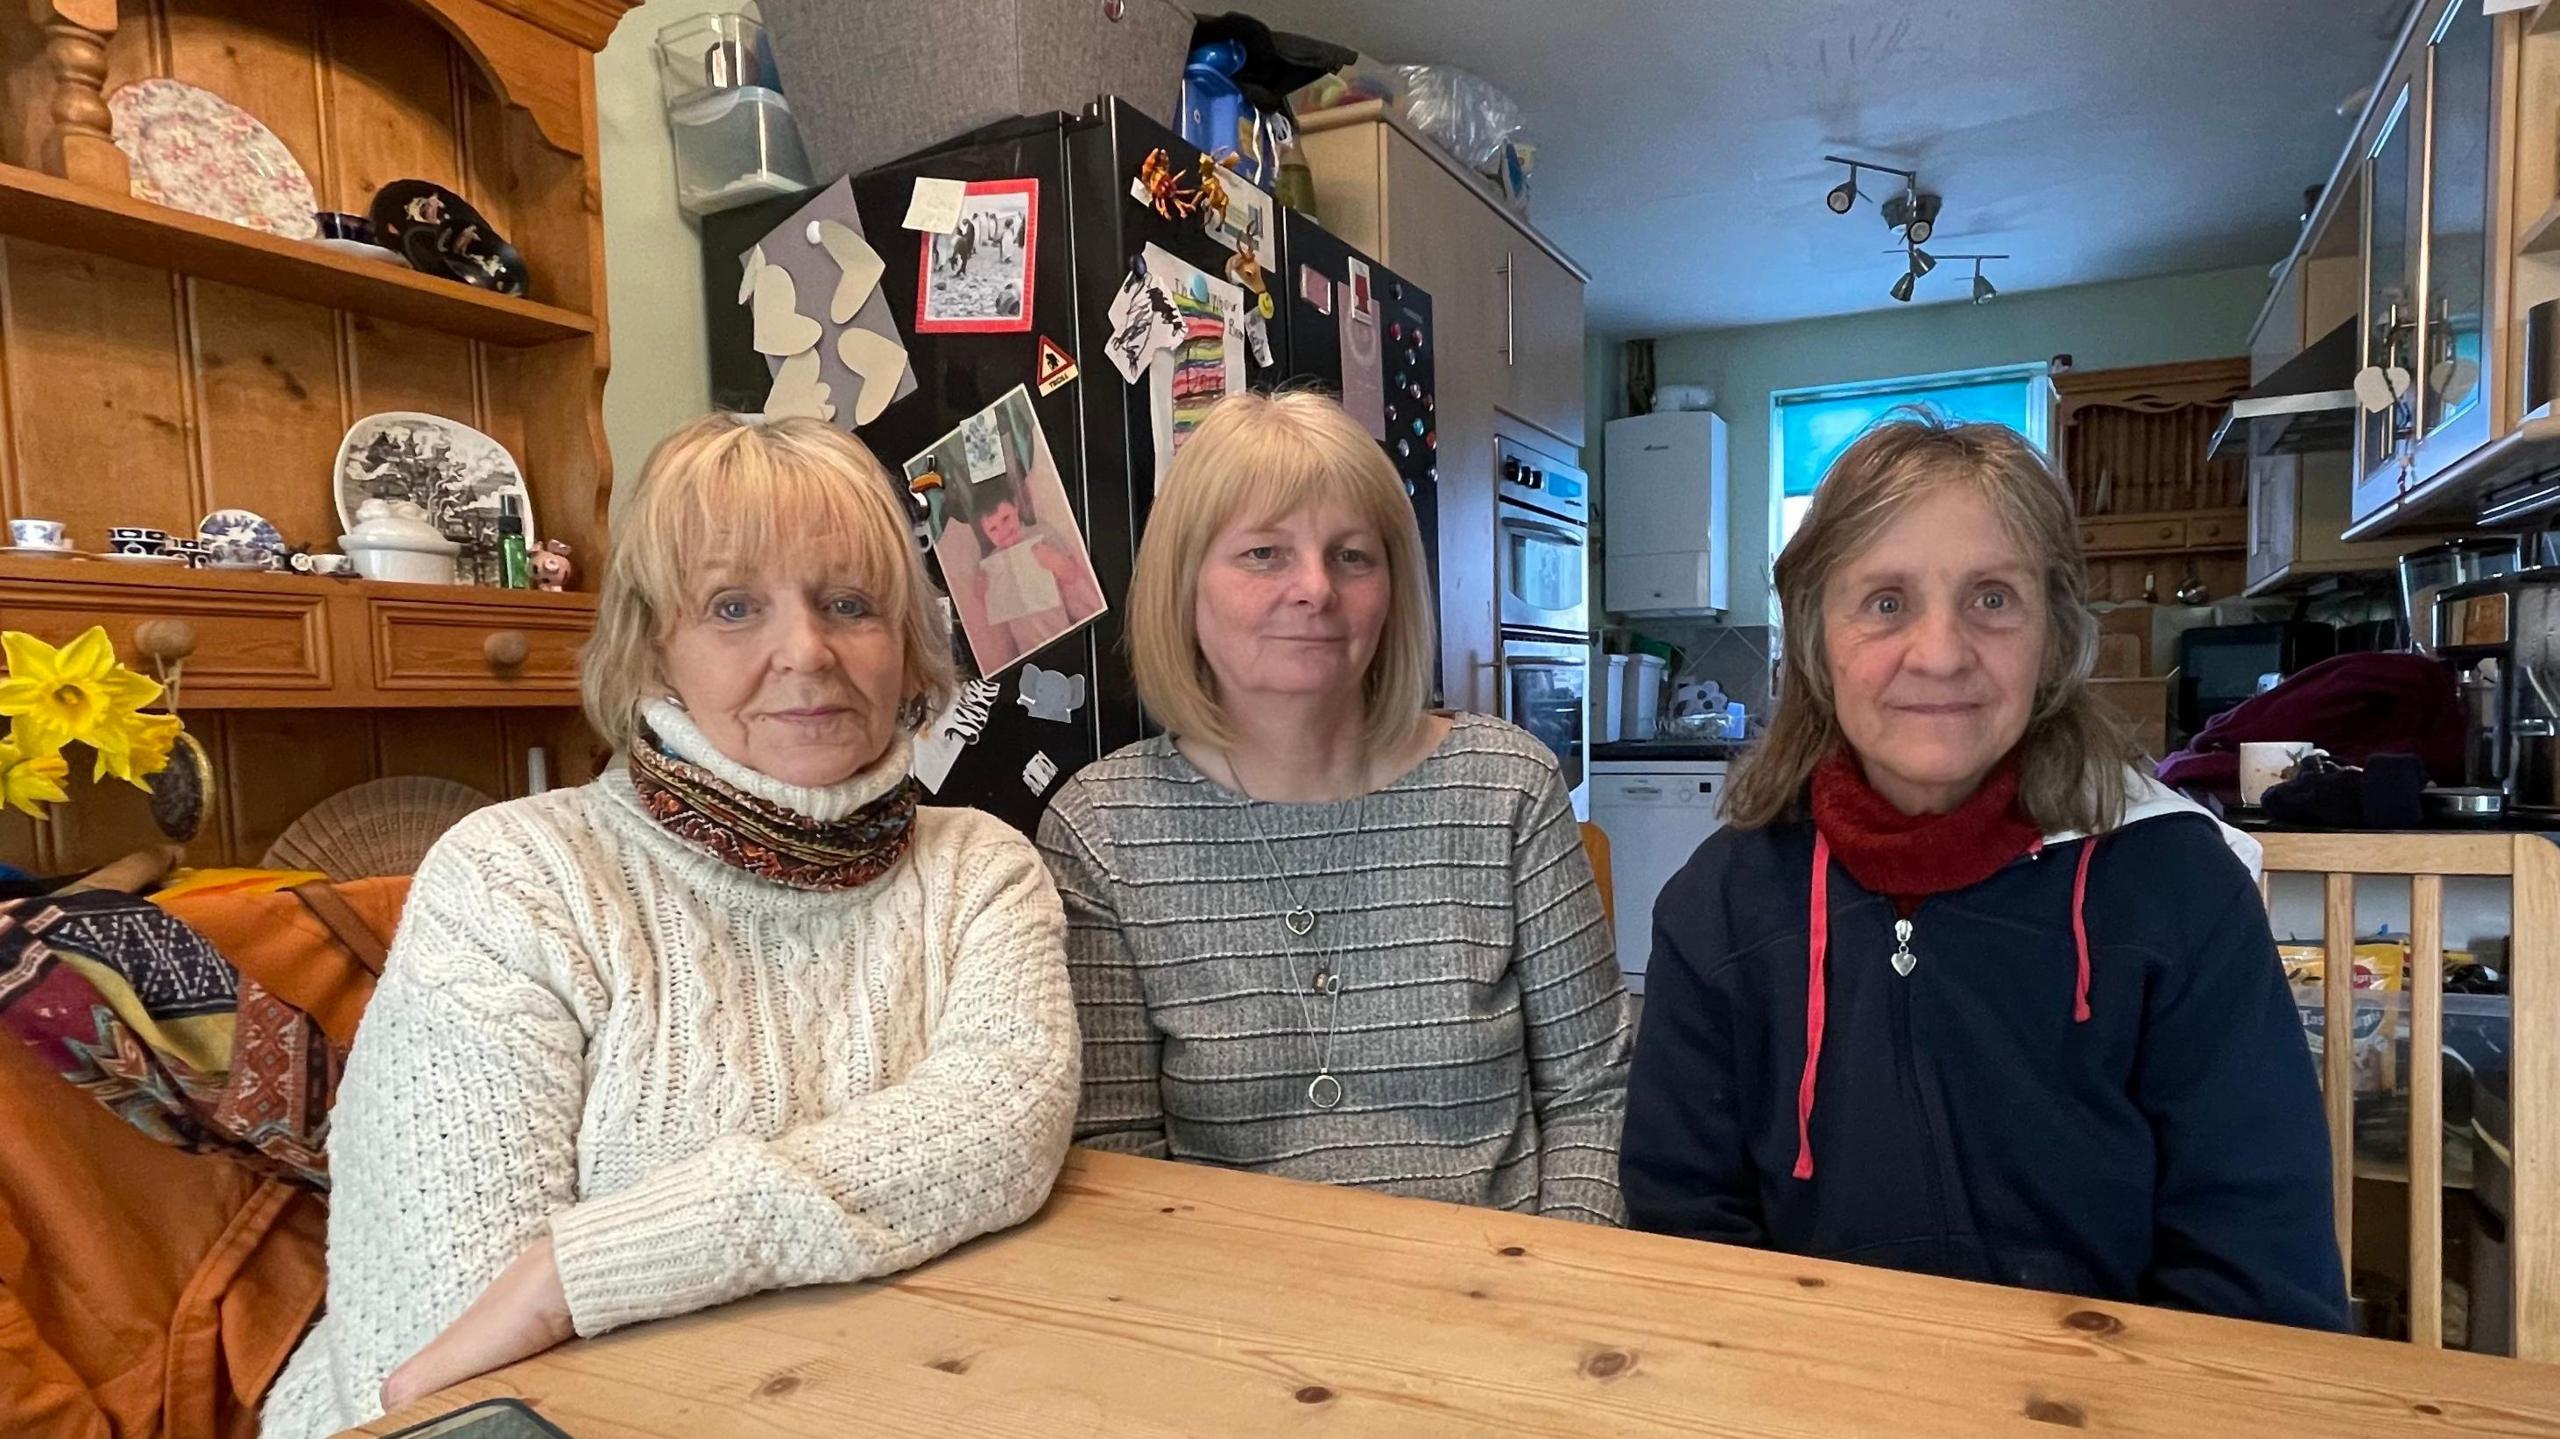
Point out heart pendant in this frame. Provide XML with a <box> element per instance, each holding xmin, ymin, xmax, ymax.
<box><xmin>1890</xmin><ymin>917</ymin><xmax>1917</xmax><ymax>977</ymax></box>
<box><xmin>1284</xmin><ymin>906</ymin><xmax>1315</xmax><ymax>937</ymax></box>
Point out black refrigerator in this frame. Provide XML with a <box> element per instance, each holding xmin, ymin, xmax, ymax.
<box><xmin>701</xmin><ymin>97</ymin><xmax>1436</xmax><ymax>836</ymax></box>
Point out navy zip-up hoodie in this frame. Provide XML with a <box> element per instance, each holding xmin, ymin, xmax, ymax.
<box><xmin>1620</xmin><ymin>797</ymin><xmax>2348</xmax><ymax>1330</ymax></box>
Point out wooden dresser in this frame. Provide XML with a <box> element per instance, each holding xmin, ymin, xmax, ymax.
<box><xmin>0</xmin><ymin>0</ymin><xmax>637</xmax><ymax>873</ymax></box>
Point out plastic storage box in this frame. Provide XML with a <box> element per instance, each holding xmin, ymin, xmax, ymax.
<box><xmin>659</xmin><ymin>9</ymin><xmax>814</xmax><ymax>215</ymax></box>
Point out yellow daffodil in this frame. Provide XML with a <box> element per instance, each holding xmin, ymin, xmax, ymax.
<box><xmin>0</xmin><ymin>732</ymin><xmax>69</xmax><ymax>819</ymax></box>
<box><xmin>0</xmin><ymin>627</ymin><xmax>162</xmax><ymax>757</ymax></box>
<box><xmin>91</xmin><ymin>708</ymin><xmax>186</xmax><ymax>789</ymax></box>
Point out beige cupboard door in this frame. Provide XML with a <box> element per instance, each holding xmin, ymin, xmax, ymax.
<box><xmin>1497</xmin><ymin>238</ymin><xmax>1586</xmax><ymax>448</ymax></box>
<box><xmin>1383</xmin><ymin>134</ymin><xmax>1503</xmax><ymax>714</ymax></box>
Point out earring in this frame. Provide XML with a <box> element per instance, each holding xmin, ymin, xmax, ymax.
<box><xmin>898</xmin><ymin>693</ymin><xmax>929</xmax><ymax>730</ymax></box>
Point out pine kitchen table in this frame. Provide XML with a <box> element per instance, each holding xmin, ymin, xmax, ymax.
<box><xmin>355</xmin><ymin>1148</ymin><xmax>2560</xmax><ymax>1437</ymax></box>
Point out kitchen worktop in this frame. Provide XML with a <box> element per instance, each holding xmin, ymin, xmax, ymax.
<box><xmin>1592</xmin><ymin>739</ymin><xmax>1745</xmax><ymax>763</ymax></box>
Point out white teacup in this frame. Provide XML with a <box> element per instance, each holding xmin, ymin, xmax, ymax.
<box><xmin>2241</xmin><ymin>741</ymin><xmax>2327</xmax><ymax>807</ymax></box>
<box><xmin>8</xmin><ymin>518</ymin><xmax>66</xmax><ymax>550</ymax></box>
<box><xmin>291</xmin><ymin>552</ymin><xmax>354</xmax><ymax>577</ymax></box>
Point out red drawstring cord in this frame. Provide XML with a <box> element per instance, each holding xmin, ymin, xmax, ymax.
<box><xmin>2072</xmin><ymin>837</ymin><xmax>2098</xmax><ymax>1023</ymax></box>
<box><xmin>1795</xmin><ymin>833</ymin><xmax>2099</xmax><ymax>1183</ymax></box>
<box><xmin>1795</xmin><ymin>835</ymin><xmax>1831</xmax><ymax>1180</ymax></box>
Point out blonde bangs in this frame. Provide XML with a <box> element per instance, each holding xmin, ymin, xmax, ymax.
<box><xmin>1128</xmin><ymin>391</ymin><xmax>1435</xmax><ymax>754</ymax></box>
<box><xmin>583</xmin><ymin>414</ymin><xmax>954</xmax><ymax>751</ymax></box>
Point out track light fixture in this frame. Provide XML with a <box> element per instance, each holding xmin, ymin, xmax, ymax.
<box><xmin>1907</xmin><ymin>246</ymin><xmax>1937</xmax><ymax>278</ymax></box>
<box><xmin>1971</xmin><ymin>259</ymin><xmax>1998</xmax><ymax>305</ymax></box>
<box><xmin>1882</xmin><ymin>189</ymin><xmax>1941</xmax><ymax>245</ymax></box>
<box><xmin>1821</xmin><ymin>154</ymin><xmax>1913</xmax><ymax>218</ymax></box>
<box><xmin>1890</xmin><ymin>269</ymin><xmax>1917</xmax><ymax>303</ymax></box>
<box><xmin>1877</xmin><ymin>249</ymin><xmax>2006</xmax><ymax>303</ymax></box>
<box><xmin>1826</xmin><ymin>162</ymin><xmax>1862</xmax><ymax>215</ymax></box>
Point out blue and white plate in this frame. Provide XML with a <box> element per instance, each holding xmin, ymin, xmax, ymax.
<box><xmin>198</xmin><ymin>507</ymin><xmax>285</xmax><ymax>569</ymax></box>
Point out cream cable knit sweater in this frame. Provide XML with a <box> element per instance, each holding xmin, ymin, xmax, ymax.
<box><xmin>263</xmin><ymin>702</ymin><xmax>1079</xmax><ymax>1439</ymax></box>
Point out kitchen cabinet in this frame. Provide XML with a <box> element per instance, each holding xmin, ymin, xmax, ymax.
<box><xmin>2355</xmin><ymin>73</ymin><xmax>2421</xmax><ymax>524</ymax></box>
<box><xmin>1298</xmin><ymin>101</ymin><xmax>1589</xmax><ymax>714</ymax></box>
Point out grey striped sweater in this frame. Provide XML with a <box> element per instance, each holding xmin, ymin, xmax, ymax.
<box><xmin>1036</xmin><ymin>713</ymin><xmax>1629</xmax><ymax>1223</ymax></box>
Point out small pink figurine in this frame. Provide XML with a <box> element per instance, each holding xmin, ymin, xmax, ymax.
<box><xmin>531</xmin><ymin>539</ymin><xmax>575</xmax><ymax>592</ymax></box>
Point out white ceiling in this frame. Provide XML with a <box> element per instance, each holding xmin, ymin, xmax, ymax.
<box><xmin>1241</xmin><ymin>0</ymin><xmax>2414</xmax><ymax>334</ymax></box>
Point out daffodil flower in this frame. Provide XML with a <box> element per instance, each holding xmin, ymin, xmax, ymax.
<box><xmin>0</xmin><ymin>627</ymin><xmax>162</xmax><ymax>757</ymax></box>
<box><xmin>0</xmin><ymin>732</ymin><xmax>69</xmax><ymax>820</ymax></box>
<box><xmin>93</xmin><ymin>709</ymin><xmax>186</xmax><ymax>789</ymax></box>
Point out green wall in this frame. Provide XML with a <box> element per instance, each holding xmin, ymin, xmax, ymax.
<box><xmin>1600</xmin><ymin>263</ymin><xmax>2278</xmax><ymax>625</ymax></box>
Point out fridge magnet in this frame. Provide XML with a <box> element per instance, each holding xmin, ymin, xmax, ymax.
<box><xmin>907</xmin><ymin>467</ymin><xmax>946</xmax><ymax>539</ymax></box>
<box><xmin>903</xmin><ymin>385</ymin><xmax>1108</xmax><ymax>678</ymax></box>
<box><xmin>1345</xmin><ymin>255</ymin><xmax>1377</xmax><ymax>319</ymax></box>
<box><xmin>1036</xmin><ymin>335</ymin><xmax>1080</xmax><ymax>396</ymax></box>
<box><xmin>748</xmin><ymin>179</ymin><xmax>918</xmax><ymax>432</ymax></box>
<box><xmin>901</xmin><ymin>176</ymin><xmax>967</xmax><ymax>233</ymax></box>
<box><xmin>1203</xmin><ymin>164</ymin><xmax>1277</xmax><ymax>272</ymax></box>
<box><xmin>1016</xmin><ymin>664</ymin><xmax>1086</xmax><ymax>724</ymax></box>
<box><xmin>1244</xmin><ymin>309</ymin><xmax>1274</xmax><ymax>368</ymax></box>
<box><xmin>915</xmin><ymin>178</ymin><xmax>1037</xmax><ymax>334</ymax></box>
<box><xmin>1103</xmin><ymin>268</ymin><xmax>1182</xmax><ymax>384</ymax></box>
<box><xmin>1133</xmin><ymin>148</ymin><xmax>1201</xmax><ymax>219</ymax></box>
<box><xmin>910</xmin><ymin>676</ymin><xmax>1001</xmax><ymax>794</ymax></box>
<box><xmin>1142</xmin><ymin>244</ymin><xmax>1246</xmax><ymax>483</ymax></box>
<box><xmin>1340</xmin><ymin>304</ymin><xmax>1388</xmax><ymax>442</ymax></box>
<box><xmin>1298</xmin><ymin>264</ymin><xmax>1333</xmax><ymax>315</ymax></box>
<box><xmin>762</xmin><ymin>347</ymin><xmax>834</xmax><ymax>422</ymax></box>
<box><xmin>809</xmin><ymin>218</ymin><xmax>884</xmax><ymax>323</ymax></box>
<box><xmin>1023</xmin><ymin>751</ymin><xmax>1060</xmax><ymax>796</ymax></box>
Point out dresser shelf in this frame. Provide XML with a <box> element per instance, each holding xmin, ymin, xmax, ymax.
<box><xmin>0</xmin><ymin>162</ymin><xmax>596</xmax><ymax>347</ymax></box>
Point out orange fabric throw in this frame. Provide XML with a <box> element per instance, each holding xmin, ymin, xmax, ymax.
<box><xmin>1</xmin><ymin>877</ymin><xmax>408</xmax><ymax>1438</ymax></box>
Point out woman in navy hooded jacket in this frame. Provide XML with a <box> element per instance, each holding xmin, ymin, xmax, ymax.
<box><xmin>1620</xmin><ymin>413</ymin><xmax>2346</xmax><ymax>1329</ymax></box>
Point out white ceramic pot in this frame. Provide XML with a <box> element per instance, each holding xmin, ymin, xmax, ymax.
<box><xmin>340</xmin><ymin>532</ymin><xmax>459</xmax><ymax>584</ymax></box>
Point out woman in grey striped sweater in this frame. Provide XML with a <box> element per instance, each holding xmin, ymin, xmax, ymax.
<box><xmin>1037</xmin><ymin>392</ymin><xmax>1629</xmax><ymax>1223</ymax></box>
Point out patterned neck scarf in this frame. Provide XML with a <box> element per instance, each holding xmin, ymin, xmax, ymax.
<box><xmin>628</xmin><ymin>726</ymin><xmax>917</xmax><ymax>890</ymax></box>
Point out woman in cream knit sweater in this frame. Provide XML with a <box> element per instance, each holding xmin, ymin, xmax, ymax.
<box><xmin>264</xmin><ymin>415</ymin><xmax>1080</xmax><ymax>1437</ymax></box>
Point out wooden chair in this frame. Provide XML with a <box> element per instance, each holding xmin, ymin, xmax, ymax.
<box><xmin>1579</xmin><ymin>820</ymin><xmax>1614</xmax><ymax>929</ymax></box>
<box><xmin>2256</xmin><ymin>833</ymin><xmax>2558</xmax><ymax>1359</ymax></box>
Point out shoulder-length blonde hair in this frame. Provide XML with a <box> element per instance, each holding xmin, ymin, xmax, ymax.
<box><xmin>1723</xmin><ymin>410</ymin><xmax>2138</xmax><ymax>835</ymax></box>
<box><xmin>581</xmin><ymin>413</ymin><xmax>956</xmax><ymax>753</ymax></box>
<box><xmin>1126</xmin><ymin>391</ymin><xmax>1435</xmax><ymax>754</ymax></box>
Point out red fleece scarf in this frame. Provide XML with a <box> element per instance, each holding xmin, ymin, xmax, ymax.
<box><xmin>1808</xmin><ymin>748</ymin><xmax>2044</xmax><ymax>909</ymax></box>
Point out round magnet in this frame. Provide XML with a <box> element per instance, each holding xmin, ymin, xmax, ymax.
<box><xmin>1258</xmin><ymin>291</ymin><xmax>1275</xmax><ymax>319</ymax></box>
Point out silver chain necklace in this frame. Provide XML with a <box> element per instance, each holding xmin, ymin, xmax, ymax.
<box><xmin>1222</xmin><ymin>753</ymin><xmax>1367</xmax><ymax>1110</ymax></box>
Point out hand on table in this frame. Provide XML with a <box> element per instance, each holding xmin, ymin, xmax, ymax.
<box><xmin>381</xmin><ymin>1232</ymin><xmax>574</xmax><ymax>1414</ymax></box>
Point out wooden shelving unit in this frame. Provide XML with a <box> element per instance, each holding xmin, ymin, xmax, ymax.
<box><xmin>0</xmin><ymin>0</ymin><xmax>638</xmax><ymax>874</ymax></box>
<box><xmin>0</xmin><ymin>162</ymin><xmax>595</xmax><ymax>346</ymax></box>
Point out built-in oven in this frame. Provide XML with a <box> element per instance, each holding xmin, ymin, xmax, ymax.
<box><xmin>1495</xmin><ymin>435</ymin><xmax>1590</xmax><ymax>636</ymax></box>
<box><xmin>1497</xmin><ymin>633</ymin><xmax>1589</xmax><ymax>817</ymax></box>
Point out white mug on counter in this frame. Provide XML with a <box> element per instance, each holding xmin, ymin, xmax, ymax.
<box><xmin>2240</xmin><ymin>741</ymin><xmax>2327</xmax><ymax>807</ymax></box>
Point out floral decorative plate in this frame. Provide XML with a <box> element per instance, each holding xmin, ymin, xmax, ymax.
<box><xmin>198</xmin><ymin>507</ymin><xmax>286</xmax><ymax>569</ymax></box>
<box><xmin>333</xmin><ymin>412</ymin><xmax>532</xmax><ymax>542</ymax></box>
<box><xmin>108</xmin><ymin>79</ymin><xmax>318</xmax><ymax>240</ymax></box>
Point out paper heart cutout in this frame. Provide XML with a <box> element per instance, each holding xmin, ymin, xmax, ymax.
<box><xmin>838</xmin><ymin>327</ymin><xmax>910</xmax><ymax>426</ymax></box>
<box><xmin>812</xmin><ymin>219</ymin><xmax>886</xmax><ymax>324</ymax></box>
<box><xmin>738</xmin><ymin>245</ymin><xmax>767</xmax><ymax>305</ymax></box>
<box><xmin>749</xmin><ymin>264</ymin><xmax>821</xmax><ymax>357</ymax></box>
<box><xmin>764</xmin><ymin>347</ymin><xmax>834</xmax><ymax>422</ymax></box>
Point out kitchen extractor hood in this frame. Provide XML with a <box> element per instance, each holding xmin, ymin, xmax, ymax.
<box><xmin>2206</xmin><ymin>319</ymin><xmax>2359</xmax><ymax>461</ymax></box>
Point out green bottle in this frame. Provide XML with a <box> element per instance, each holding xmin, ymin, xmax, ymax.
<box><xmin>499</xmin><ymin>493</ymin><xmax>530</xmax><ymax>590</ymax></box>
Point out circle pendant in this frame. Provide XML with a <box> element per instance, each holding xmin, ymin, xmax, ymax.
<box><xmin>1308</xmin><ymin>1073</ymin><xmax>1343</xmax><ymax>1109</ymax></box>
<box><xmin>1284</xmin><ymin>905</ymin><xmax>1316</xmax><ymax>937</ymax></box>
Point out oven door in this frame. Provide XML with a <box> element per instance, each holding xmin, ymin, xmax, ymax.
<box><xmin>1496</xmin><ymin>500</ymin><xmax>1589</xmax><ymax>636</ymax></box>
<box><xmin>1497</xmin><ymin>634</ymin><xmax>1589</xmax><ymax>817</ymax></box>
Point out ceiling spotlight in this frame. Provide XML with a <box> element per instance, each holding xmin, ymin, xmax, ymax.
<box><xmin>1890</xmin><ymin>269</ymin><xmax>1917</xmax><ymax>303</ymax></box>
<box><xmin>1825</xmin><ymin>161</ymin><xmax>1862</xmax><ymax>214</ymax></box>
<box><xmin>1971</xmin><ymin>259</ymin><xmax>1998</xmax><ymax>305</ymax></box>
<box><xmin>1907</xmin><ymin>247</ymin><xmax>1937</xmax><ymax>278</ymax></box>
<box><xmin>1882</xmin><ymin>189</ymin><xmax>1942</xmax><ymax>245</ymax></box>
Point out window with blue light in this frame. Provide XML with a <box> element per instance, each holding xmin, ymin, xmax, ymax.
<box><xmin>1772</xmin><ymin>364</ymin><xmax>2052</xmax><ymax>539</ymax></box>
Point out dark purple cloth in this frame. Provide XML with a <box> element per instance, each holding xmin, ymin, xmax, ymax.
<box><xmin>2154</xmin><ymin>652</ymin><xmax>2466</xmax><ymax>797</ymax></box>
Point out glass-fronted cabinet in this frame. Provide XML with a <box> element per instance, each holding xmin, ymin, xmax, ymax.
<box><xmin>2353</xmin><ymin>79</ymin><xmax>2419</xmax><ymax>525</ymax></box>
<box><xmin>2415</xmin><ymin>0</ymin><xmax>2494</xmax><ymax>477</ymax></box>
